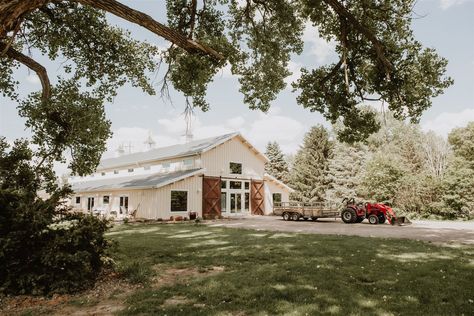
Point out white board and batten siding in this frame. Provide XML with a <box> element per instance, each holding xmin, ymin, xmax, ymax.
<box><xmin>71</xmin><ymin>175</ymin><xmax>202</xmax><ymax>219</ymax></box>
<box><xmin>264</xmin><ymin>179</ymin><xmax>290</xmax><ymax>215</ymax></box>
<box><xmin>201</xmin><ymin>136</ymin><xmax>266</xmax><ymax>179</ymax></box>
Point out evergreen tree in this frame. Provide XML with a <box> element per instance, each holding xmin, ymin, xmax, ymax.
<box><xmin>265</xmin><ymin>141</ymin><xmax>290</xmax><ymax>183</ymax></box>
<box><xmin>290</xmin><ymin>125</ymin><xmax>333</xmax><ymax>202</ymax></box>
<box><xmin>326</xmin><ymin>142</ymin><xmax>369</xmax><ymax>204</ymax></box>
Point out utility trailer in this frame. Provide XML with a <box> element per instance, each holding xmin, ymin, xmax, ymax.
<box><xmin>273</xmin><ymin>201</ymin><xmax>340</xmax><ymax>221</ymax></box>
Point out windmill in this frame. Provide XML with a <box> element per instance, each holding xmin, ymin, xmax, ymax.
<box><xmin>144</xmin><ymin>130</ymin><xmax>156</xmax><ymax>150</ymax></box>
<box><xmin>116</xmin><ymin>144</ymin><xmax>125</xmax><ymax>156</ymax></box>
<box><xmin>183</xmin><ymin>100</ymin><xmax>194</xmax><ymax>143</ymax></box>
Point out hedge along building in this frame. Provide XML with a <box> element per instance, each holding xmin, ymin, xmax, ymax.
<box><xmin>69</xmin><ymin>132</ymin><xmax>293</xmax><ymax>219</ymax></box>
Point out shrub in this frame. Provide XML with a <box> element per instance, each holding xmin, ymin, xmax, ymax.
<box><xmin>0</xmin><ymin>190</ymin><xmax>111</xmax><ymax>295</ymax></box>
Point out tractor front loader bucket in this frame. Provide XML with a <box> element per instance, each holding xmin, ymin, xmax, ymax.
<box><xmin>391</xmin><ymin>216</ymin><xmax>412</xmax><ymax>226</ymax></box>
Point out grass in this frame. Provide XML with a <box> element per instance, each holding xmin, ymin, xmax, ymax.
<box><xmin>105</xmin><ymin>222</ymin><xmax>474</xmax><ymax>315</ymax></box>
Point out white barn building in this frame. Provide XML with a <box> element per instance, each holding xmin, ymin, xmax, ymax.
<box><xmin>69</xmin><ymin>132</ymin><xmax>292</xmax><ymax>219</ymax></box>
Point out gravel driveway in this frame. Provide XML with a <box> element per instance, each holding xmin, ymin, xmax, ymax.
<box><xmin>207</xmin><ymin>215</ymin><xmax>474</xmax><ymax>245</ymax></box>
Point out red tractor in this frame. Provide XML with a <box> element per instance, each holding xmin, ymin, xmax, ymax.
<box><xmin>340</xmin><ymin>198</ymin><xmax>411</xmax><ymax>225</ymax></box>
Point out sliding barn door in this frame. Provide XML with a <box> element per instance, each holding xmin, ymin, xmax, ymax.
<box><xmin>202</xmin><ymin>177</ymin><xmax>221</xmax><ymax>219</ymax></box>
<box><xmin>251</xmin><ymin>180</ymin><xmax>265</xmax><ymax>215</ymax></box>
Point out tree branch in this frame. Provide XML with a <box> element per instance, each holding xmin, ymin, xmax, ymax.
<box><xmin>323</xmin><ymin>0</ymin><xmax>393</xmax><ymax>76</ymax></box>
<box><xmin>75</xmin><ymin>0</ymin><xmax>224</xmax><ymax>62</ymax></box>
<box><xmin>0</xmin><ymin>41</ymin><xmax>51</xmax><ymax>101</ymax></box>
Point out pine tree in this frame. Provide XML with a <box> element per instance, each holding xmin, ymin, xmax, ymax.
<box><xmin>326</xmin><ymin>142</ymin><xmax>369</xmax><ymax>204</ymax></box>
<box><xmin>265</xmin><ymin>142</ymin><xmax>290</xmax><ymax>183</ymax></box>
<box><xmin>290</xmin><ymin>125</ymin><xmax>333</xmax><ymax>202</ymax></box>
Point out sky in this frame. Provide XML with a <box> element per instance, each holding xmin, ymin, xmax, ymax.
<box><xmin>1</xmin><ymin>0</ymin><xmax>473</xmax><ymax>168</ymax></box>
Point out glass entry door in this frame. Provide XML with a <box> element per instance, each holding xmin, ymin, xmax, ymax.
<box><xmin>230</xmin><ymin>193</ymin><xmax>242</xmax><ymax>214</ymax></box>
<box><xmin>87</xmin><ymin>197</ymin><xmax>94</xmax><ymax>211</ymax></box>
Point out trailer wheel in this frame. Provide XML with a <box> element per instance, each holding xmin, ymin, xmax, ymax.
<box><xmin>341</xmin><ymin>208</ymin><xmax>357</xmax><ymax>223</ymax></box>
<box><xmin>378</xmin><ymin>214</ymin><xmax>386</xmax><ymax>224</ymax></box>
<box><xmin>291</xmin><ymin>213</ymin><xmax>300</xmax><ymax>221</ymax></box>
<box><xmin>282</xmin><ymin>212</ymin><xmax>291</xmax><ymax>221</ymax></box>
<box><xmin>368</xmin><ymin>215</ymin><xmax>379</xmax><ymax>225</ymax></box>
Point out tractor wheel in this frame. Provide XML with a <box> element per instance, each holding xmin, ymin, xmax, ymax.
<box><xmin>378</xmin><ymin>214</ymin><xmax>386</xmax><ymax>224</ymax></box>
<box><xmin>282</xmin><ymin>212</ymin><xmax>290</xmax><ymax>221</ymax></box>
<box><xmin>341</xmin><ymin>208</ymin><xmax>357</xmax><ymax>223</ymax></box>
<box><xmin>355</xmin><ymin>217</ymin><xmax>364</xmax><ymax>223</ymax></box>
<box><xmin>291</xmin><ymin>213</ymin><xmax>300</xmax><ymax>221</ymax></box>
<box><xmin>368</xmin><ymin>215</ymin><xmax>379</xmax><ymax>225</ymax></box>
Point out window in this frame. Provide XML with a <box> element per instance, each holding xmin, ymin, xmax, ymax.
<box><xmin>221</xmin><ymin>192</ymin><xmax>227</xmax><ymax>212</ymax></box>
<box><xmin>230</xmin><ymin>181</ymin><xmax>242</xmax><ymax>189</ymax></box>
<box><xmin>128</xmin><ymin>168</ymin><xmax>134</xmax><ymax>173</ymax></box>
<box><xmin>162</xmin><ymin>162</ymin><xmax>170</xmax><ymax>169</ymax></box>
<box><xmin>273</xmin><ymin>193</ymin><xmax>282</xmax><ymax>204</ymax></box>
<box><xmin>114</xmin><ymin>170</ymin><xmax>119</xmax><ymax>174</ymax></box>
<box><xmin>103</xmin><ymin>195</ymin><xmax>109</xmax><ymax>204</ymax></box>
<box><xmin>221</xmin><ymin>180</ymin><xmax>227</xmax><ymax>189</ymax></box>
<box><xmin>229</xmin><ymin>162</ymin><xmax>242</xmax><ymax>174</ymax></box>
<box><xmin>245</xmin><ymin>193</ymin><xmax>250</xmax><ymax>212</ymax></box>
<box><xmin>75</xmin><ymin>196</ymin><xmax>81</xmax><ymax>204</ymax></box>
<box><xmin>183</xmin><ymin>158</ymin><xmax>193</xmax><ymax>166</ymax></box>
<box><xmin>101</xmin><ymin>172</ymin><xmax>106</xmax><ymax>176</ymax></box>
<box><xmin>171</xmin><ymin>191</ymin><xmax>187</xmax><ymax>212</ymax></box>
<box><xmin>244</xmin><ymin>181</ymin><xmax>250</xmax><ymax>190</ymax></box>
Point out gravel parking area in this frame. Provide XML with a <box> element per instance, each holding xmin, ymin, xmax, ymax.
<box><xmin>207</xmin><ymin>215</ymin><xmax>474</xmax><ymax>245</ymax></box>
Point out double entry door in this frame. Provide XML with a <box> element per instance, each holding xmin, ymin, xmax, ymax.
<box><xmin>221</xmin><ymin>191</ymin><xmax>249</xmax><ymax>214</ymax></box>
<box><xmin>229</xmin><ymin>192</ymin><xmax>243</xmax><ymax>214</ymax></box>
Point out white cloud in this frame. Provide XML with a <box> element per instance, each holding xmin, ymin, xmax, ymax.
<box><xmin>285</xmin><ymin>61</ymin><xmax>302</xmax><ymax>86</ymax></box>
<box><xmin>226</xmin><ymin>116</ymin><xmax>245</xmax><ymax>129</ymax></box>
<box><xmin>302</xmin><ymin>23</ymin><xmax>337</xmax><ymax>64</ymax></box>
<box><xmin>439</xmin><ymin>0</ymin><xmax>469</xmax><ymax>10</ymax></box>
<box><xmin>26</xmin><ymin>73</ymin><xmax>41</xmax><ymax>85</ymax></box>
<box><xmin>244</xmin><ymin>111</ymin><xmax>305</xmax><ymax>153</ymax></box>
<box><xmin>422</xmin><ymin>108</ymin><xmax>474</xmax><ymax>136</ymax></box>
<box><xmin>157</xmin><ymin>115</ymin><xmax>189</xmax><ymax>134</ymax></box>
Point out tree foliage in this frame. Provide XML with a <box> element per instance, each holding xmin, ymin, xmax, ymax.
<box><xmin>1</xmin><ymin>0</ymin><xmax>452</xmax><ymax>144</ymax></box>
<box><xmin>326</xmin><ymin>141</ymin><xmax>368</xmax><ymax>203</ymax></box>
<box><xmin>0</xmin><ymin>138</ymin><xmax>111</xmax><ymax>295</ymax></box>
<box><xmin>290</xmin><ymin>125</ymin><xmax>333</xmax><ymax>202</ymax></box>
<box><xmin>442</xmin><ymin>123</ymin><xmax>474</xmax><ymax>217</ymax></box>
<box><xmin>288</xmin><ymin>114</ymin><xmax>473</xmax><ymax>219</ymax></box>
<box><xmin>265</xmin><ymin>141</ymin><xmax>290</xmax><ymax>183</ymax></box>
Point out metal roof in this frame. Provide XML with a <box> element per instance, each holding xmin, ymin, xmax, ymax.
<box><xmin>98</xmin><ymin>132</ymin><xmax>239</xmax><ymax>170</ymax></box>
<box><xmin>264</xmin><ymin>173</ymin><xmax>295</xmax><ymax>192</ymax></box>
<box><xmin>72</xmin><ymin>169</ymin><xmax>203</xmax><ymax>192</ymax></box>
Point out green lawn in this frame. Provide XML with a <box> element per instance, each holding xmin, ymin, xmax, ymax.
<box><xmin>107</xmin><ymin>222</ymin><xmax>474</xmax><ymax>315</ymax></box>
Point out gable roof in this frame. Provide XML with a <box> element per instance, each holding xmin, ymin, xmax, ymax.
<box><xmin>72</xmin><ymin>169</ymin><xmax>204</xmax><ymax>192</ymax></box>
<box><xmin>98</xmin><ymin>132</ymin><xmax>267</xmax><ymax>170</ymax></box>
<box><xmin>264</xmin><ymin>173</ymin><xmax>294</xmax><ymax>192</ymax></box>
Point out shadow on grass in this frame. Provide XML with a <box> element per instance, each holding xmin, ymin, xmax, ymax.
<box><xmin>107</xmin><ymin>223</ymin><xmax>474</xmax><ymax>315</ymax></box>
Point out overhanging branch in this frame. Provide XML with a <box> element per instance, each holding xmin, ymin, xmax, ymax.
<box><xmin>323</xmin><ymin>0</ymin><xmax>394</xmax><ymax>75</ymax></box>
<box><xmin>76</xmin><ymin>0</ymin><xmax>224</xmax><ymax>62</ymax></box>
<box><xmin>0</xmin><ymin>41</ymin><xmax>51</xmax><ymax>100</ymax></box>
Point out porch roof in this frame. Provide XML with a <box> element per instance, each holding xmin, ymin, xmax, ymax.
<box><xmin>72</xmin><ymin>168</ymin><xmax>204</xmax><ymax>192</ymax></box>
